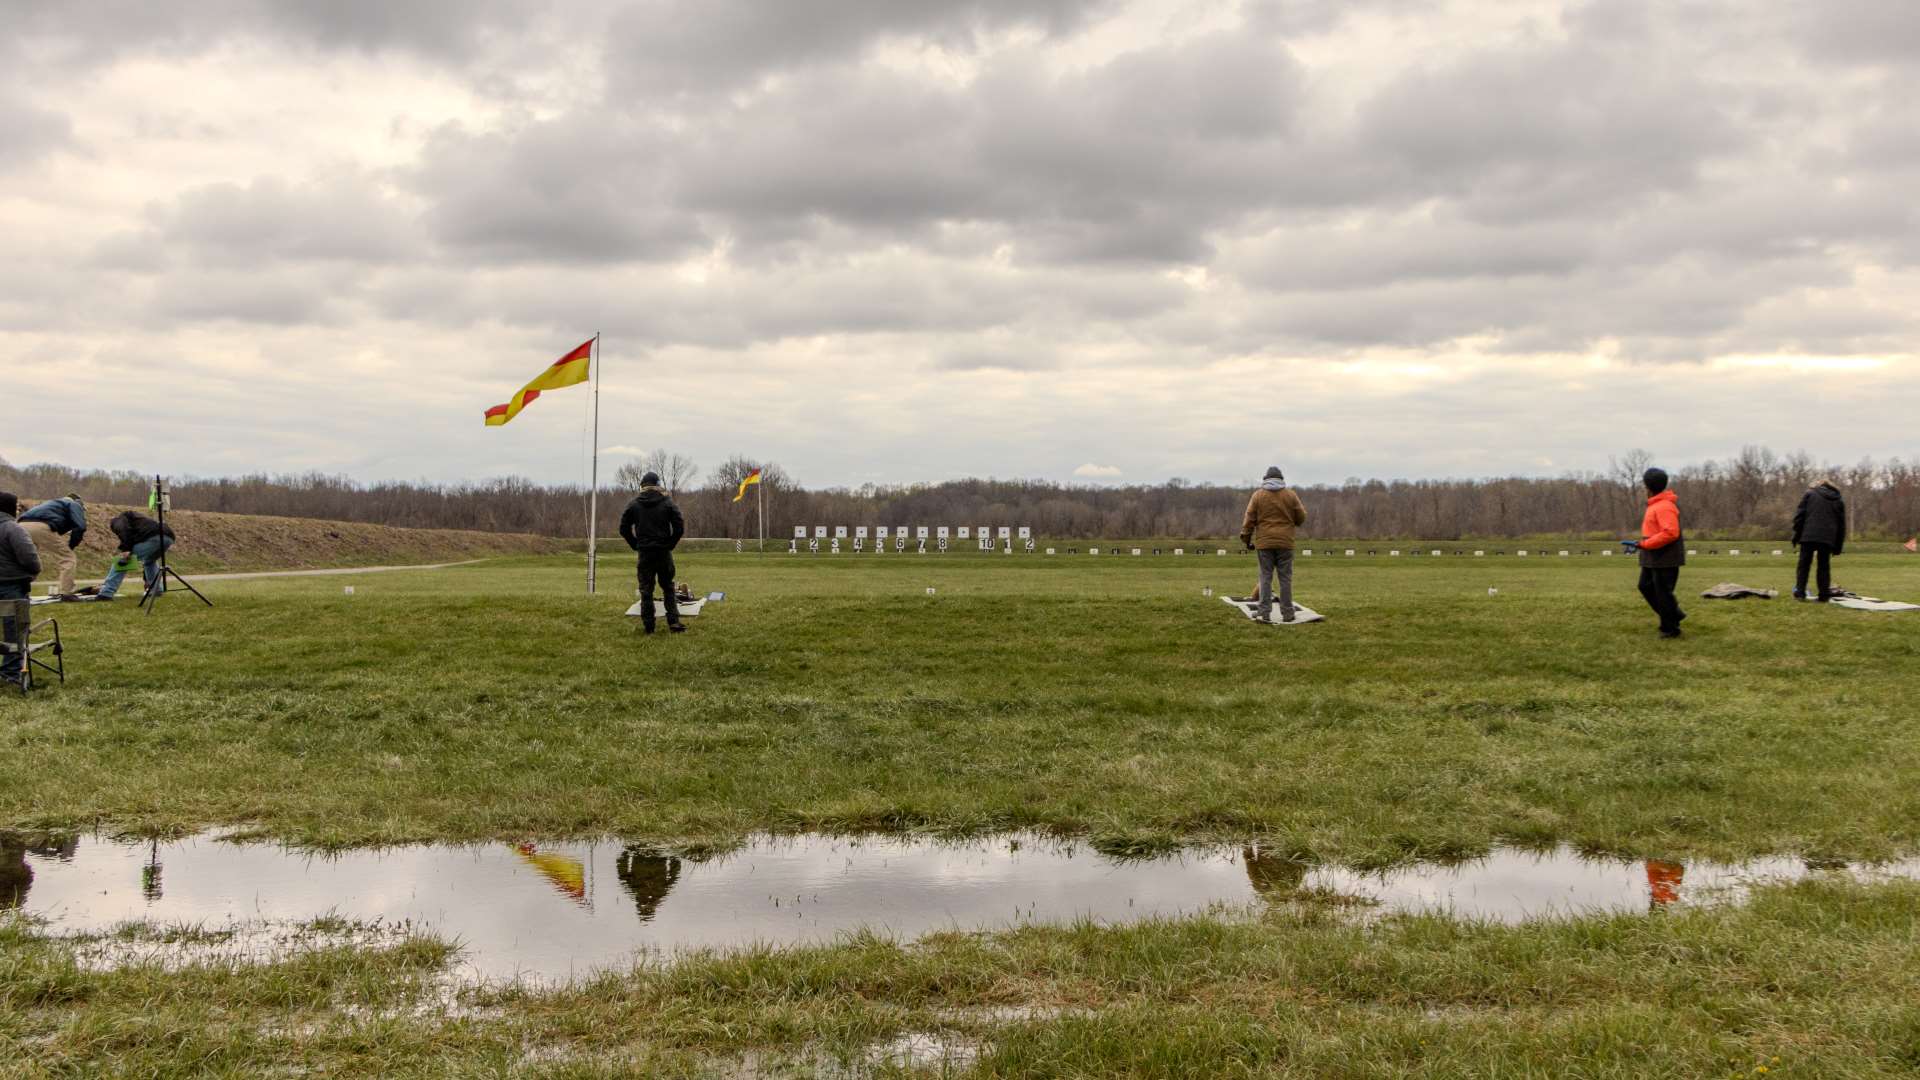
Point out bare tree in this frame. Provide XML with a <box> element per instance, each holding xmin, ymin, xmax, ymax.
<box><xmin>7</xmin><ymin>447</ymin><xmax>1915</xmax><ymax>543</ymax></box>
<box><xmin>614</xmin><ymin>450</ymin><xmax>698</xmax><ymax>492</ymax></box>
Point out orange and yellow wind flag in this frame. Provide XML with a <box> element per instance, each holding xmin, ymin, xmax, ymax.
<box><xmin>484</xmin><ymin>339</ymin><xmax>593</xmax><ymax>426</ymax></box>
<box><xmin>734</xmin><ymin>468</ymin><xmax>763</xmax><ymax>503</ymax></box>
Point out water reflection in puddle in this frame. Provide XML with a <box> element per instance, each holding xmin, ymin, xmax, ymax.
<box><xmin>4</xmin><ymin>833</ymin><xmax>1915</xmax><ymax>984</ymax></box>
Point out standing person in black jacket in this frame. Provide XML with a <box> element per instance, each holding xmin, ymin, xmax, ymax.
<box><xmin>1790</xmin><ymin>480</ymin><xmax>1847</xmax><ymax>601</ymax></box>
<box><xmin>617</xmin><ymin>472</ymin><xmax>687</xmax><ymax>634</ymax></box>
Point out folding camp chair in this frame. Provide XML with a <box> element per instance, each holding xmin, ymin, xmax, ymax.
<box><xmin>1</xmin><ymin>599</ymin><xmax>64</xmax><ymax>694</ymax></box>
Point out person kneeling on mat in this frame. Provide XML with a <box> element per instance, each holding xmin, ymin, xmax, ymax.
<box><xmin>1241</xmin><ymin>465</ymin><xmax>1308</xmax><ymax>623</ymax></box>
<box><xmin>93</xmin><ymin>510</ymin><xmax>175</xmax><ymax>600</ymax></box>
<box><xmin>618</xmin><ymin>471</ymin><xmax>687</xmax><ymax>634</ymax></box>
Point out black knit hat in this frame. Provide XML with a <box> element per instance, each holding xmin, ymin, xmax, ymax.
<box><xmin>0</xmin><ymin>492</ymin><xmax>16</xmax><ymax>516</ymax></box>
<box><xmin>640</xmin><ymin>471</ymin><xmax>662</xmax><ymax>487</ymax></box>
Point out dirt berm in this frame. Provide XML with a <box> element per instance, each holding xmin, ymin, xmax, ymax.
<box><xmin>17</xmin><ymin>500</ymin><xmax>570</xmax><ymax>577</ymax></box>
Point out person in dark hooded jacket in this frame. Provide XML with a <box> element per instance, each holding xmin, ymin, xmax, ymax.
<box><xmin>94</xmin><ymin>510</ymin><xmax>176</xmax><ymax>600</ymax></box>
<box><xmin>617</xmin><ymin>472</ymin><xmax>687</xmax><ymax>633</ymax></box>
<box><xmin>1790</xmin><ymin>480</ymin><xmax>1846</xmax><ymax>601</ymax></box>
<box><xmin>0</xmin><ymin>491</ymin><xmax>42</xmax><ymax>686</ymax></box>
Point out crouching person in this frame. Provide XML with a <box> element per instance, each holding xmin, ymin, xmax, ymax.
<box><xmin>618</xmin><ymin>471</ymin><xmax>687</xmax><ymax>634</ymax></box>
<box><xmin>0</xmin><ymin>492</ymin><xmax>42</xmax><ymax>687</ymax></box>
<box><xmin>18</xmin><ymin>493</ymin><xmax>85</xmax><ymax>600</ymax></box>
<box><xmin>94</xmin><ymin>510</ymin><xmax>175</xmax><ymax>600</ymax></box>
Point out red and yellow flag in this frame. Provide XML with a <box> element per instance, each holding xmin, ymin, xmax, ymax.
<box><xmin>512</xmin><ymin>843</ymin><xmax>587</xmax><ymax>902</ymax></box>
<box><xmin>734</xmin><ymin>468</ymin><xmax>762</xmax><ymax>502</ymax></box>
<box><xmin>484</xmin><ymin>339</ymin><xmax>592</xmax><ymax>426</ymax></box>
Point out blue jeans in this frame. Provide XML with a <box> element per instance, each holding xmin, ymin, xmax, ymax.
<box><xmin>0</xmin><ymin>580</ymin><xmax>27</xmax><ymax>682</ymax></box>
<box><xmin>99</xmin><ymin>536</ymin><xmax>173</xmax><ymax>599</ymax></box>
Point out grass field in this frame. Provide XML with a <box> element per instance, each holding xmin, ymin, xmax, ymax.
<box><xmin>5</xmin><ymin>549</ymin><xmax>1919</xmax><ymax>1076</ymax></box>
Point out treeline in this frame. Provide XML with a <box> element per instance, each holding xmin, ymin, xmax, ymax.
<box><xmin>3</xmin><ymin>446</ymin><xmax>1915</xmax><ymax>541</ymax></box>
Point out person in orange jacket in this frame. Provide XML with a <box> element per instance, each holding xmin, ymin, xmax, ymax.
<box><xmin>1621</xmin><ymin>467</ymin><xmax>1686</xmax><ymax>638</ymax></box>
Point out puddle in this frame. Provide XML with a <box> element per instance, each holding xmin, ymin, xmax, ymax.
<box><xmin>865</xmin><ymin>1030</ymin><xmax>983</xmax><ymax>1072</ymax></box>
<box><xmin>5</xmin><ymin>833</ymin><xmax>1916</xmax><ymax>985</ymax></box>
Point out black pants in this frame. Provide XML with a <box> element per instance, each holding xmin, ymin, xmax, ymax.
<box><xmin>1795</xmin><ymin>543</ymin><xmax>1833</xmax><ymax>598</ymax></box>
<box><xmin>0</xmin><ymin>580</ymin><xmax>28</xmax><ymax>682</ymax></box>
<box><xmin>1637</xmin><ymin>567</ymin><xmax>1684</xmax><ymax>632</ymax></box>
<box><xmin>636</xmin><ymin>550</ymin><xmax>680</xmax><ymax>630</ymax></box>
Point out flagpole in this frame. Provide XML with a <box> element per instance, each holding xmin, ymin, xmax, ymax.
<box><xmin>757</xmin><ymin>466</ymin><xmax>765</xmax><ymax>554</ymax></box>
<box><xmin>586</xmin><ymin>331</ymin><xmax>601</xmax><ymax>595</ymax></box>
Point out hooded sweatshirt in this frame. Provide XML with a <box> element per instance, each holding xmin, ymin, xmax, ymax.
<box><xmin>1241</xmin><ymin>478</ymin><xmax>1308</xmax><ymax>550</ymax></box>
<box><xmin>1638</xmin><ymin>490</ymin><xmax>1685</xmax><ymax>569</ymax></box>
<box><xmin>618</xmin><ymin>487</ymin><xmax>686</xmax><ymax>552</ymax></box>
<box><xmin>1791</xmin><ymin>482</ymin><xmax>1846</xmax><ymax>553</ymax></box>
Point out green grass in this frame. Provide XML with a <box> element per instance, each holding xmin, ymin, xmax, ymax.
<box><xmin>5</xmin><ymin>549</ymin><xmax>1919</xmax><ymax>1075</ymax></box>
<box><xmin>8</xmin><ymin>879</ymin><xmax>1920</xmax><ymax>1077</ymax></box>
<box><xmin>4</xmin><ymin>550</ymin><xmax>1917</xmax><ymax>860</ymax></box>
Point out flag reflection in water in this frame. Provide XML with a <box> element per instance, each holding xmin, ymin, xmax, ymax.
<box><xmin>513</xmin><ymin>843</ymin><xmax>587</xmax><ymax>903</ymax></box>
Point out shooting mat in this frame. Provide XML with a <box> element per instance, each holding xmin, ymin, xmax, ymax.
<box><xmin>1830</xmin><ymin>596</ymin><xmax>1919</xmax><ymax>612</ymax></box>
<box><xmin>624</xmin><ymin>598</ymin><xmax>708</xmax><ymax>618</ymax></box>
<box><xmin>1220</xmin><ymin>595</ymin><xmax>1326</xmax><ymax>625</ymax></box>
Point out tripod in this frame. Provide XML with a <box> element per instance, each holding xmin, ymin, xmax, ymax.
<box><xmin>139</xmin><ymin>475</ymin><xmax>212</xmax><ymax>613</ymax></box>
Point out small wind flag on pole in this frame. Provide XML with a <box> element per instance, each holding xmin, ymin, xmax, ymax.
<box><xmin>1905</xmin><ymin>537</ymin><xmax>1917</xmax><ymax>553</ymax></box>
<box><xmin>734</xmin><ymin>468</ymin><xmax>763</xmax><ymax>503</ymax></box>
<box><xmin>484</xmin><ymin>339</ymin><xmax>593</xmax><ymax>426</ymax></box>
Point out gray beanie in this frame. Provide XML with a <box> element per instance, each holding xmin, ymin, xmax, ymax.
<box><xmin>1263</xmin><ymin>466</ymin><xmax>1284</xmax><ymax>481</ymax></box>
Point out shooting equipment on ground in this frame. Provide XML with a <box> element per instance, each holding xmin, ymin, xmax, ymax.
<box><xmin>140</xmin><ymin>476</ymin><xmax>213</xmax><ymax>614</ymax></box>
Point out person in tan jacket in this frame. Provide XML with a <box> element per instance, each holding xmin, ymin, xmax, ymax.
<box><xmin>1241</xmin><ymin>466</ymin><xmax>1308</xmax><ymax>622</ymax></box>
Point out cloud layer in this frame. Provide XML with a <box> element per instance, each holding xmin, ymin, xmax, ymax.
<box><xmin>2</xmin><ymin>0</ymin><xmax>1916</xmax><ymax>487</ymax></box>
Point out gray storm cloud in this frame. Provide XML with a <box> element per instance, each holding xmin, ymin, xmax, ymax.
<box><xmin>0</xmin><ymin>0</ymin><xmax>1915</xmax><ymax>485</ymax></box>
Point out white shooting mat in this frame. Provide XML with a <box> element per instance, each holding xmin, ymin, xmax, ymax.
<box><xmin>624</xmin><ymin>598</ymin><xmax>708</xmax><ymax>618</ymax></box>
<box><xmin>1220</xmin><ymin>595</ymin><xmax>1326</xmax><ymax>624</ymax></box>
<box><xmin>1830</xmin><ymin>597</ymin><xmax>1919</xmax><ymax>612</ymax></box>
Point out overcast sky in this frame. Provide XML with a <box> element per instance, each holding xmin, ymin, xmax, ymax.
<box><xmin>4</xmin><ymin>0</ymin><xmax>1916</xmax><ymax>490</ymax></box>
